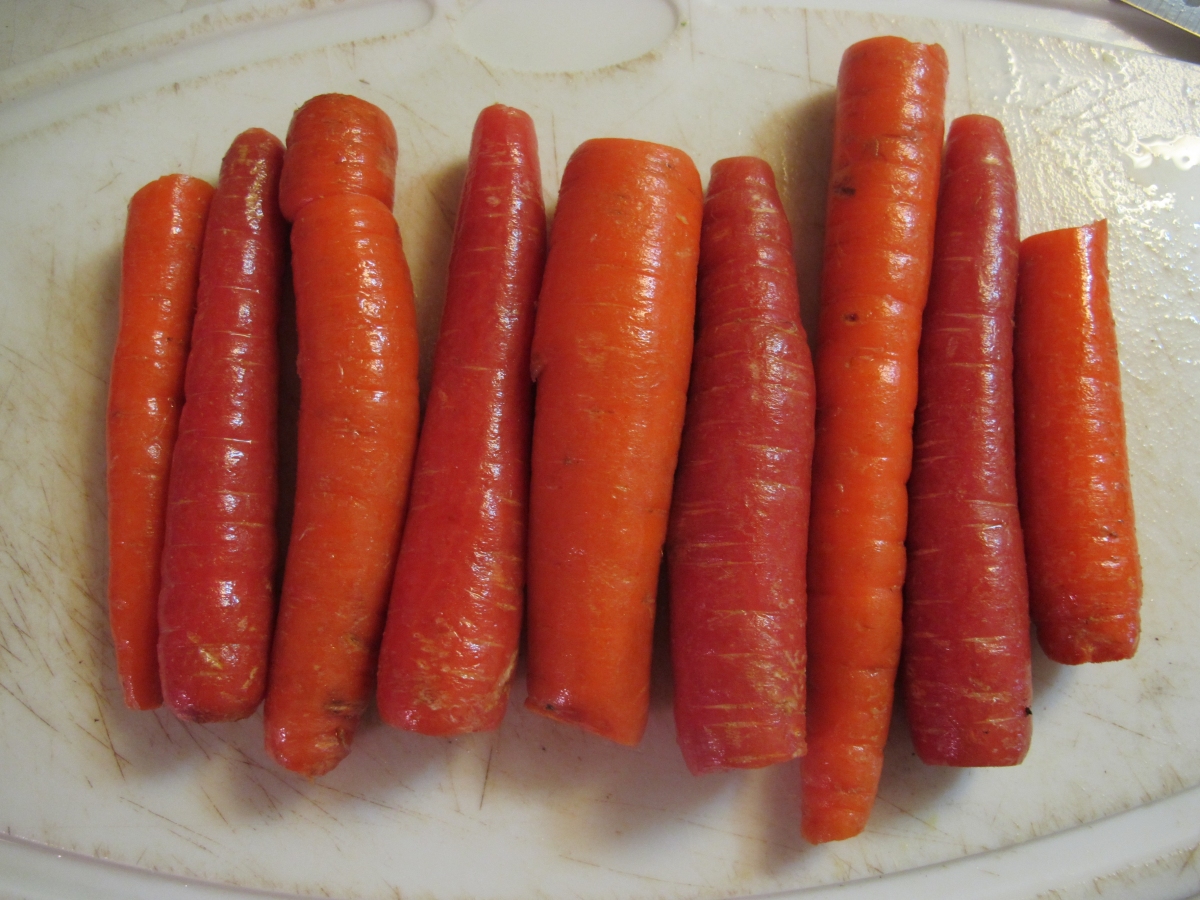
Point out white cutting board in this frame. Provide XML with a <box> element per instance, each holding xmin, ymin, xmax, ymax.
<box><xmin>1</xmin><ymin>1</ymin><xmax>1199</xmax><ymax>898</ymax></box>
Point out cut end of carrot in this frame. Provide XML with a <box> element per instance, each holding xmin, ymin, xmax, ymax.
<box><xmin>523</xmin><ymin>694</ymin><xmax>646</xmax><ymax>747</ymax></box>
<box><xmin>800</xmin><ymin>799</ymin><xmax>871</xmax><ymax>844</ymax></box>
<box><xmin>119</xmin><ymin>675</ymin><xmax>163</xmax><ymax>711</ymax></box>
<box><xmin>1037</xmin><ymin>614</ymin><xmax>1140</xmax><ymax>664</ymax></box>
<box><xmin>265</xmin><ymin>722</ymin><xmax>353</xmax><ymax>778</ymax></box>
<box><xmin>911</xmin><ymin>718</ymin><xmax>1032</xmax><ymax>768</ymax></box>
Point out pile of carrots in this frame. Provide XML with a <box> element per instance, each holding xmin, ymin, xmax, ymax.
<box><xmin>105</xmin><ymin>34</ymin><xmax>1142</xmax><ymax>843</ymax></box>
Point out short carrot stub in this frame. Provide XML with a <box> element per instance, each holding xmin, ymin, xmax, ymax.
<box><xmin>802</xmin><ymin>35</ymin><xmax>947</xmax><ymax>843</ymax></box>
<box><xmin>278</xmin><ymin>93</ymin><xmax>398</xmax><ymax>222</ymax></box>
<box><xmin>1014</xmin><ymin>220</ymin><xmax>1142</xmax><ymax>664</ymax></box>
<box><xmin>903</xmin><ymin>114</ymin><xmax>1032</xmax><ymax>767</ymax></box>
<box><xmin>158</xmin><ymin>128</ymin><xmax>287</xmax><ymax>723</ymax></box>
<box><xmin>525</xmin><ymin>137</ymin><xmax>703</xmax><ymax>747</ymax></box>
<box><xmin>667</xmin><ymin>156</ymin><xmax>814</xmax><ymax>775</ymax></box>
<box><xmin>107</xmin><ymin>173</ymin><xmax>213</xmax><ymax>710</ymax></box>
<box><xmin>376</xmin><ymin>104</ymin><xmax>545</xmax><ymax>736</ymax></box>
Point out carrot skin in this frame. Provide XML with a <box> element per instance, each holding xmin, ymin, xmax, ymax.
<box><xmin>278</xmin><ymin>93</ymin><xmax>398</xmax><ymax>222</ymax></box>
<box><xmin>802</xmin><ymin>36</ymin><xmax>947</xmax><ymax>843</ymax></box>
<box><xmin>902</xmin><ymin>115</ymin><xmax>1032</xmax><ymax>767</ymax></box>
<box><xmin>264</xmin><ymin>192</ymin><xmax>420</xmax><ymax>776</ymax></box>
<box><xmin>667</xmin><ymin>157</ymin><xmax>814</xmax><ymax>775</ymax></box>
<box><xmin>1014</xmin><ymin>220</ymin><xmax>1141</xmax><ymax>664</ymax></box>
<box><xmin>525</xmin><ymin>138</ymin><xmax>702</xmax><ymax>747</ymax></box>
<box><xmin>376</xmin><ymin>104</ymin><xmax>545</xmax><ymax>736</ymax></box>
<box><xmin>156</xmin><ymin>129</ymin><xmax>287</xmax><ymax>723</ymax></box>
<box><xmin>107</xmin><ymin>174</ymin><xmax>214</xmax><ymax>710</ymax></box>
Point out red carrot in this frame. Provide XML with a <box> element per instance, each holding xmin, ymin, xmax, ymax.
<box><xmin>157</xmin><ymin>129</ymin><xmax>287</xmax><ymax>723</ymax></box>
<box><xmin>107</xmin><ymin>174</ymin><xmax>213</xmax><ymax>710</ymax></box>
<box><xmin>277</xmin><ymin>93</ymin><xmax>398</xmax><ymax>222</ymax></box>
<box><xmin>375</xmin><ymin>104</ymin><xmax>545</xmax><ymax>736</ymax></box>
<box><xmin>802</xmin><ymin>36</ymin><xmax>947</xmax><ymax>843</ymax></box>
<box><xmin>1014</xmin><ymin>220</ymin><xmax>1141</xmax><ymax>664</ymax></box>
<box><xmin>903</xmin><ymin>115</ymin><xmax>1032</xmax><ymax>767</ymax></box>
<box><xmin>525</xmin><ymin>138</ymin><xmax>702</xmax><ymax>747</ymax></box>
<box><xmin>264</xmin><ymin>96</ymin><xmax>419</xmax><ymax>777</ymax></box>
<box><xmin>666</xmin><ymin>156</ymin><xmax>814</xmax><ymax>775</ymax></box>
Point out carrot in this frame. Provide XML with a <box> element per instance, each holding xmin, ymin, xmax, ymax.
<box><xmin>264</xmin><ymin>97</ymin><xmax>419</xmax><ymax>777</ymax></box>
<box><xmin>1013</xmin><ymin>220</ymin><xmax>1141</xmax><ymax>664</ymax></box>
<box><xmin>277</xmin><ymin>93</ymin><xmax>398</xmax><ymax>222</ymax></box>
<box><xmin>801</xmin><ymin>36</ymin><xmax>947</xmax><ymax>843</ymax></box>
<box><xmin>375</xmin><ymin>104</ymin><xmax>545</xmax><ymax>736</ymax></box>
<box><xmin>157</xmin><ymin>129</ymin><xmax>288</xmax><ymax>723</ymax></box>
<box><xmin>107</xmin><ymin>174</ymin><xmax>213</xmax><ymax>710</ymax></box>
<box><xmin>666</xmin><ymin>156</ymin><xmax>814</xmax><ymax>775</ymax></box>
<box><xmin>902</xmin><ymin>115</ymin><xmax>1032</xmax><ymax>767</ymax></box>
<box><xmin>524</xmin><ymin>138</ymin><xmax>702</xmax><ymax>746</ymax></box>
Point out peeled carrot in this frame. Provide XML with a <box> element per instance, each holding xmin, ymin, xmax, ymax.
<box><xmin>524</xmin><ymin>138</ymin><xmax>702</xmax><ymax>747</ymax></box>
<box><xmin>107</xmin><ymin>174</ymin><xmax>213</xmax><ymax>710</ymax></box>
<box><xmin>666</xmin><ymin>156</ymin><xmax>814</xmax><ymax>775</ymax></box>
<box><xmin>277</xmin><ymin>93</ymin><xmax>398</xmax><ymax>221</ymax></box>
<box><xmin>264</xmin><ymin>96</ymin><xmax>419</xmax><ymax>777</ymax></box>
<box><xmin>1014</xmin><ymin>220</ymin><xmax>1141</xmax><ymax>664</ymax></box>
<box><xmin>903</xmin><ymin>115</ymin><xmax>1032</xmax><ymax>767</ymax></box>
<box><xmin>801</xmin><ymin>36</ymin><xmax>947</xmax><ymax>843</ymax></box>
<box><xmin>157</xmin><ymin>129</ymin><xmax>287</xmax><ymax>723</ymax></box>
<box><xmin>375</xmin><ymin>104</ymin><xmax>545</xmax><ymax>736</ymax></box>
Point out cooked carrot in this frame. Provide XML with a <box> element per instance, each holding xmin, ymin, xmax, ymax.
<box><xmin>801</xmin><ymin>36</ymin><xmax>947</xmax><ymax>843</ymax></box>
<box><xmin>1014</xmin><ymin>220</ymin><xmax>1141</xmax><ymax>664</ymax></box>
<box><xmin>277</xmin><ymin>93</ymin><xmax>398</xmax><ymax>222</ymax></box>
<box><xmin>903</xmin><ymin>115</ymin><xmax>1032</xmax><ymax>767</ymax></box>
<box><xmin>375</xmin><ymin>104</ymin><xmax>545</xmax><ymax>736</ymax></box>
<box><xmin>666</xmin><ymin>156</ymin><xmax>814</xmax><ymax>775</ymax></box>
<box><xmin>107</xmin><ymin>174</ymin><xmax>213</xmax><ymax>710</ymax></box>
<box><xmin>157</xmin><ymin>129</ymin><xmax>288</xmax><ymax>723</ymax></box>
<box><xmin>524</xmin><ymin>138</ymin><xmax>702</xmax><ymax>746</ymax></box>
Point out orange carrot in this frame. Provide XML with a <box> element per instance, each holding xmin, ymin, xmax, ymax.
<box><xmin>667</xmin><ymin>156</ymin><xmax>814</xmax><ymax>774</ymax></box>
<box><xmin>107</xmin><ymin>174</ymin><xmax>213</xmax><ymax>710</ymax></box>
<box><xmin>903</xmin><ymin>115</ymin><xmax>1032</xmax><ymax>767</ymax></box>
<box><xmin>375</xmin><ymin>105</ymin><xmax>545</xmax><ymax>735</ymax></box>
<box><xmin>1014</xmin><ymin>220</ymin><xmax>1141</xmax><ymax>664</ymax></box>
<box><xmin>525</xmin><ymin>138</ymin><xmax>702</xmax><ymax>746</ymax></box>
<box><xmin>264</xmin><ymin>96</ymin><xmax>419</xmax><ymax>777</ymax></box>
<box><xmin>277</xmin><ymin>93</ymin><xmax>398</xmax><ymax>222</ymax></box>
<box><xmin>157</xmin><ymin>129</ymin><xmax>288</xmax><ymax>722</ymax></box>
<box><xmin>802</xmin><ymin>36</ymin><xmax>947</xmax><ymax>843</ymax></box>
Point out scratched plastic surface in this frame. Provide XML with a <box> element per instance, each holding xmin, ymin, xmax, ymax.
<box><xmin>1</xmin><ymin>2</ymin><xmax>1199</xmax><ymax>899</ymax></box>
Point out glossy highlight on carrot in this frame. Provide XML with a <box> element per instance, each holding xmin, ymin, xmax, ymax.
<box><xmin>1014</xmin><ymin>220</ymin><xmax>1141</xmax><ymax>664</ymax></box>
<box><xmin>667</xmin><ymin>156</ymin><xmax>814</xmax><ymax>775</ymax></box>
<box><xmin>525</xmin><ymin>137</ymin><xmax>703</xmax><ymax>747</ymax></box>
<box><xmin>376</xmin><ymin>104</ymin><xmax>545</xmax><ymax>736</ymax></box>
<box><xmin>157</xmin><ymin>128</ymin><xmax>288</xmax><ymax>723</ymax></box>
<box><xmin>107</xmin><ymin>173</ymin><xmax>213</xmax><ymax>710</ymax></box>
<box><xmin>802</xmin><ymin>35</ymin><xmax>947</xmax><ymax>843</ymax></box>
<box><xmin>278</xmin><ymin>93</ymin><xmax>398</xmax><ymax>222</ymax></box>
<box><xmin>903</xmin><ymin>115</ymin><xmax>1032</xmax><ymax>767</ymax></box>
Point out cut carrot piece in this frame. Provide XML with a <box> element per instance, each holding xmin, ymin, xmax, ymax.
<box><xmin>158</xmin><ymin>128</ymin><xmax>287</xmax><ymax>723</ymax></box>
<box><xmin>667</xmin><ymin>156</ymin><xmax>814</xmax><ymax>774</ymax></box>
<box><xmin>107</xmin><ymin>173</ymin><xmax>213</xmax><ymax>710</ymax></box>
<box><xmin>1014</xmin><ymin>219</ymin><xmax>1141</xmax><ymax>664</ymax></box>
<box><xmin>377</xmin><ymin>104</ymin><xmax>545</xmax><ymax>735</ymax></box>
<box><xmin>802</xmin><ymin>35</ymin><xmax>947</xmax><ymax>843</ymax></box>
<box><xmin>525</xmin><ymin>137</ymin><xmax>702</xmax><ymax>746</ymax></box>
<box><xmin>903</xmin><ymin>114</ymin><xmax>1032</xmax><ymax>767</ymax></box>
